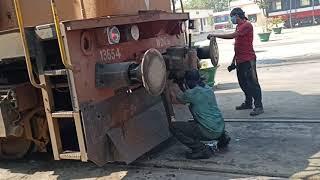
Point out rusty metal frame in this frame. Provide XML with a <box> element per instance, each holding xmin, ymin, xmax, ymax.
<box><xmin>0</xmin><ymin>11</ymin><xmax>188</xmax><ymax>164</ymax></box>
<box><xmin>62</xmin><ymin>12</ymin><xmax>189</xmax><ymax>31</ymax></box>
<box><xmin>58</xmin><ymin>11</ymin><xmax>188</xmax><ymax>165</ymax></box>
<box><xmin>80</xmin><ymin>88</ymin><xmax>170</xmax><ymax>165</ymax></box>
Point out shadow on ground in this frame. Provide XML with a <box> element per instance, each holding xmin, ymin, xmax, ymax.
<box><xmin>215</xmin><ymin>82</ymin><xmax>239</xmax><ymax>91</ymax></box>
<box><xmin>166</xmin><ymin>89</ymin><xmax>320</xmax><ymax>178</ymax></box>
<box><xmin>1</xmin><ymin>90</ymin><xmax>319</xmax><ymax>179</ymax></box>
<box><xmin>174</xmin><ymin>90</ymin><xmax>320</xmax><ymax>120</ymax></box>
<box><xmin>137</xmin><ymin>121</ymin><xmax>320</xmax><ymax>178</ymax></box>
<box><xmin>216</xmin><ymin>90</ymin><xmax>320</xmax><ymax>119</ymax></box>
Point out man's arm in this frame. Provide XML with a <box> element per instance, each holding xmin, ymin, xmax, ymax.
<box><xmin>169</xmin><ymin>82</ymin><xmax>187</xmax><ymax>105</ymax></box>
<box><xmin>227</xmin><ymin>55</ymin><xmax>237</xmax><ymax>72</ymax></box>
<box><xmin>232</xmin><ymin>55</ymin><xmax>236</xmax><ymax>64</ymax></box>
<box><xmin>208</xmin><ymin>31</ymin><xmax>238</xmax><ymax>39</ymax></box>
<box><xmin>209</xmin><ymin>22</ymin><xmax>252</xmax><ymax>40</ymax></box>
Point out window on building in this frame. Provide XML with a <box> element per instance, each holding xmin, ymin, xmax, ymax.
<box><xmin>271</xmin><ymin>0</ymin><xmax>282</xmax><ymax>11</ymax></box>
<box><xmin>315</xmin><ymin>0</ymin><xmax>320</xmax><ymax>5</ymax></box>
<box><xmin>248</xmin><ymin>14</ymin><xmax>257</xmax><ymax>23</ymax></box>
<box><xmin>214</xmin><ymin>15</ymin><xmax>229</xmax><ymax>23</ymax></box>
<box><xmin>300</xmin><ymin>0</ymin><xmax>310</xmax><ymax>6</ymax></box>
<box><xmin>282</xmin><ymin>0</ymin><xmax>290</xmax><ymax>10</ymax></box>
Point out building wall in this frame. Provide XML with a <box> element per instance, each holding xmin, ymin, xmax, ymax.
<box><xmin>184</xmin><ymin>10</ymin><xmax>214</xmax><ymax>33</ymax></box>
<box><xmin>230</xmin><ymin>0</ymin><xmax>267</xmax><ymax>27</ymax></box>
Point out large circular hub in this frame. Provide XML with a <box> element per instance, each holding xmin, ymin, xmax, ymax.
<box><xmin>141</xmin><ymin>49</ymin><xmax>167</xmax><ymax>96</ymax></box>
<box><xmin>196</xmin><ymin>37</ymin><xmax>219</xmax><ymax>67</ymax></box>
<box><xmin>209</xmin><ymin>37</ymin><xmax>219</xmax><ymax>66</ymax></box>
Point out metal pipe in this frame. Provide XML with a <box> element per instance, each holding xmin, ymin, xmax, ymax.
<box><xmin>188</xmin><ymin>33</ymin><xmax>192</xmax><ymax>48</ymax></box>
<box><xmin>50</xmin><ymin>0</ymin><xmax>73</xmax><ymax>70</ymax></box>
<box><xmin>289</xmin><ymin>0</ymin><xmax>293</xmax><ymax>28</ymax></box>
<box><xmin>312</xmin><ymin>0</ymin><xmax>316</xmax><ymax>25</ymax></box>
<box><xmin>172</xmin><ymin>0</ymin><xmax>176</xmax><ymax>13</ymax></box>
<box><xmin>180</xmin><ymin>0</ymin><xmax>184</xmax><ymax>12</ymax></box>
<box><xmin>179</xmin><ymin>0</ymin><xmax>188</xmax><ymax>45</ymax></box>
<box><xmin>13</xmin><ymin>0</ymin><xmax>44</xmax><ymax>89</ymax></box>
<box><xmin>79</xmin><ymin>0</ymin><xmax>87</xmax><ymax>19</ymax></box>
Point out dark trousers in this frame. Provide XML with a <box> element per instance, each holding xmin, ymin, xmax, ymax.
<box><xmin>170</xmin><ymin>121</ymin><xmax>222</xmax><ymax>152</ymax></box>
<box><xmin>237</xmin><ymin>60</ymin><xmax>263</xmax><ymax>108</ymax></box>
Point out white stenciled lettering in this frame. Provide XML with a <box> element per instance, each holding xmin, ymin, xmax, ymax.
<box><xmin>156</xmin><ymin>37</ymin><xmax>171</xmax><ymax>48</ymax></box>
<box><xmin>99</xmin><ymin>48</ymin><xmax>122</xmax><ymax>62</ymax></box>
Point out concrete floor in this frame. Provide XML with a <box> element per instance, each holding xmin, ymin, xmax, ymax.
<box><xmin>142</xmin><ymin>60</ymin><xmax>320</xmax><ymax>179</ymax></box>
<box><xmin>1</xmin><ymin>26</ymin><xmax>320</xmax><ymax>179</ymax></box>
<box><xmin>147</xmin><ymin>25</ymin><xmax>320</xmax><ymax>179</ymax></box>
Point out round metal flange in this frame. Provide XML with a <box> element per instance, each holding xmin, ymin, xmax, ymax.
<box><xmin>209</xmin><ymin>37</ymin><xmax>219</xmax><ymax>66</ymax></box>
<box><xmin>140</xmin><ymin>48</ymin><xmax>167</xmax><ymax>96</ymax></box>
<box><xmin>0</xmin><ymin>136</ymin><xmax>32</xmax><ymax>159</ymax></box>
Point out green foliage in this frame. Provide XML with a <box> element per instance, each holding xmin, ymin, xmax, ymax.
<box><xmin>254</xmin><ymin>0</ymin><xmax>269</xmax><ymax>17</ymax></box>
<box><xmin>208</xmin><ymin>17</ymin><xmax>214</xmax><ymax>25</ymax></box>
<box><xmin>270</xmin><ymin>16</ymin><xmax>285</xmax><ymax>27</ymax></box>
<box><xmin>184</xmin><ymin>0</ymin><xmax>230</xmax><ymax>12</ymax></box>
<box><xmin>265</xmin><ymin>18</ymin><xmax>273</xmax><ymax>32</ymax></box>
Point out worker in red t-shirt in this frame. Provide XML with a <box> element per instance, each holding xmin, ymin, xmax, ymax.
<box><xmin>207</xmin><ymin>8</ymin><xmax>264</xmax><ymax>116</ymax></box>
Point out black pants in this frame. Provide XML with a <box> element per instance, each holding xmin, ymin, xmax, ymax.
<box><xmin>170</xmin><ymin>121</ymin><xmax>222</xmax><ymax>152</ymax></box>
<box><xmin>237</xmin><ymin>60</ymin><xmax>263</xmax><ymax>108</ymax></box>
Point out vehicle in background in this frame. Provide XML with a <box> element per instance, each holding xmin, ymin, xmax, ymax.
<box><xmin>267</xmin><ymin>0</ymin><xmax>320</xmax><ymax>27</ymax></box>
<box><xmin>212</xmin><ymin>11</ymin><xmax>232</xmax><ymax>30</ymax></box>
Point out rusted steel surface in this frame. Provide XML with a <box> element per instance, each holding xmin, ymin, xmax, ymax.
<box><xmin>81</xmin><ymin>88</ymin><xmax>169</xmax><ymax>165</ymax></box>
<box><xmin>0</xmin><ymin>83</ymin><xmax>40</xmax><ymax>138</ymax></box>
<box><xmin>61</xmin><ymin>12</ymin><xmax>186</xmax><ymax>165</ymax></box>
<box><xmin>82</xmin><ymin>0</ymin><xmax>171</xmax><ymax>18</ymax></box>
<box><xmin>14</xmin><ymin>83</ymin><xmax>39</xmax><ymax>112</ymax></box>
<box><xmin>63</xmin><ymin>32</ymin><xmax>183</xmax><ymax>103</ymax></box>
<box><xmin>62</xmin><ymin>13</ymin><xmax>186</xmax><ymax>103</ymax></box>
<box><xmin>0</xmin><ymin>0</ymin><xmax>82</xmax><ymax>31</ymax></box>
<box><xmin>0</xmin><ymin>28</ymin><xmax>37</xmax><ymax>61</ymax></box>
<box><xmin>0</xmin><ymin>83</ymin><xmax>39</xmax><ymax>112</ymax></box>
<box><xmin>1</xmin><ymin>0</ymin><xmax>172</xmax><ymax>31</ymax></box>
<box><xmin>63</xmin><ymin>12</ymin><xmax>189</xmax><ymax>31</ymax></box>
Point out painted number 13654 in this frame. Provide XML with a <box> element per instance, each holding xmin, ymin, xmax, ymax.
<box><xmin>99</xmin><ymin>48</ymin><xmax>122</xmax><ymax>62</ymax></box>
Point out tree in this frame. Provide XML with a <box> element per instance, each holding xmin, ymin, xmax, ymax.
<box><xmin>184</xmin><ymin>0</ymin><xmax>230</xmax><ymax>12</ymax></box>
<box><xmin>254</xmin><ymin>0</ymin><xmax>269</xmax><ymax>17</ymax></box>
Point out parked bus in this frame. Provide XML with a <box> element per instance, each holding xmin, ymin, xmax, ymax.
<box><xmin>267</xmin><ymin>0</ymin><xmax>320</xmax><ymax>27</ymax></box>
<box><xmin>212</xmin><ymin>11</ymin><xmax>232</xmax><ymax>30</ymax></box>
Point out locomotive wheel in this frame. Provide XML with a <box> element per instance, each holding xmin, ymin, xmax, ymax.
<box><xmin>0</xmin><ymin>136</ymin><xmax>32</xmax><ymax>159</ymax></box>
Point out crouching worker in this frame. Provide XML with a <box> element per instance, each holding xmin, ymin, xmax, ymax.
<box><xmin>169</xmin><ymin>69</ymin><xmax>230</xmax><ymax>159</ymax></box>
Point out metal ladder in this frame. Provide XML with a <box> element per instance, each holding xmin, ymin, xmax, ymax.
<box><xmin>13</xmin><ymin>0</ymin><xmax>87</xmax><ymax>161</ymax></box>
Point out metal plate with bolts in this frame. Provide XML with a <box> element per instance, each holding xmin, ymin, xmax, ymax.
<box><xmin>80</xmin><ymin>88</ymin><xmax>170</xmax><ymax>166</ymax></box>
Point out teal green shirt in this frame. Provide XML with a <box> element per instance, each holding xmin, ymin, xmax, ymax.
<box><xmin>177</xmin><ymin>85</ymin><xmax>225</xmax><ymax>135</ymax></box>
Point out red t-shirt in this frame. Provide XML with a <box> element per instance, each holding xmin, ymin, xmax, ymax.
<box><xmin>235</xmin><ymin>21</ymin><xmax>256</xmax><ymax>64</ymax></box>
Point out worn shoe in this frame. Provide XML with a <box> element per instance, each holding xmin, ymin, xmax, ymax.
<box><xmin>217</xmin><ymin>132</ymin><xmax>231</xmax><ymax>149</ymax></box>
<box><xmin>250</xmin><ymin>107</ymin><xmax>264</xmax><ymax>116</ymax></box>
<box><xmin>236</xmin><ymin>103</ymin><xmax>253</xmax><ymax>110</ymax></box>
<box><xmin>186</xmin><ymin>147</ymin><xmax>212</xmax><ymax>160</ymax></box>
